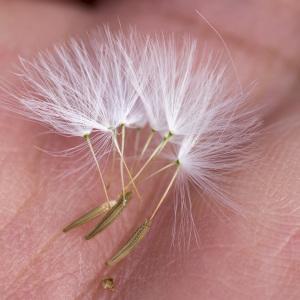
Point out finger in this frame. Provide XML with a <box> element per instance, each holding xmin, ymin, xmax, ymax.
<box><xmin>0</xmin><ymin>1</ymin><xmax>299</xmax><ymax>300</ymax></box>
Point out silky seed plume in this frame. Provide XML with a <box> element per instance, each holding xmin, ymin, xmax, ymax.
<box><xmin>2</xmin><ymin>27</ymin><xmax>262</xmax><ymax>285</ymax></box>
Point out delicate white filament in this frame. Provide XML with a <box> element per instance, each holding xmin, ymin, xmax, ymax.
<box><xmin>3</xmin><ymin>27</ymin><xmax>262</xmax><ymax>231</ymax></box>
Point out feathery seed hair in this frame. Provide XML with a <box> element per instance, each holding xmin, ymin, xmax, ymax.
<box><xmin>2</xmin><ymin>27</ymin><xmax>262</xmax><ymax>280</ymax></box>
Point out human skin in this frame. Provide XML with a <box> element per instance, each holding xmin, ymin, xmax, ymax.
<box><xmin>0</xmin><ymin>0</ymin><xmax>299</xmax><ymax>299</ymax></box>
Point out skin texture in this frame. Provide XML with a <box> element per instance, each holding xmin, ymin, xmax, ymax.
<box><xmin>0</xmin><ymin>0</ymin><xmax>299</xmax><ymax>299</ymax></box>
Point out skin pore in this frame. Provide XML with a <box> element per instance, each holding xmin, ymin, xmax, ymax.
<box><xmin>0</xmin><ymin>1</ymin><xmax>299</xmax><ymax>299</ymax></box>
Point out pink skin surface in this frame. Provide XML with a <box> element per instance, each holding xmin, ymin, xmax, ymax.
<box><xmin>0</xmin><ymin>1</ymin><xmax>300</xmax><ymax>299</ymax></box>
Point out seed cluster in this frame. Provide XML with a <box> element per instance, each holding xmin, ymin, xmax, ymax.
<box><xmin>6</xmin><ymin>28</ymin><xmax>261</xmax><ymax>286</ymax></box>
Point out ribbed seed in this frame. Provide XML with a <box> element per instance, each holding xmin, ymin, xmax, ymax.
<box><xmin>106</xmin><ymin>219</ymin><xmax>151</xmax><ymax>266</ymax></box>
<box><xmin>85</xmin><ymin>191</ymin><xmax>132</xmax><ymax>240</ymax></box>
<box><xmin>62</xmin><ymin>200</ymin><xmax>117</xmax><ymax>233</ymax></box>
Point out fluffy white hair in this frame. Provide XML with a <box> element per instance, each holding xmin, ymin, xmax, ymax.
<box><xmin>16</xmin><ymin>39</ymin><xmax>109</xmax><ymax>137</ymax></box>
<box><xmin>174</xmin><ymin>96</ymin><xmax>261</xmax><ymax>211</ymax></box>
<box><xmin>3</xmin><ymin>27</ymin><xmax>262</xmax><ymax>218</ymax></box>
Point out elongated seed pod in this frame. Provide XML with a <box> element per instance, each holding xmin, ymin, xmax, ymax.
<box><xmin>85</xmin><ymin>191</ymin><xmax>132</xmax><ymax>240</ymax></box>
<box><xmin>106</xmin><ymin>219</ymin><xmax>151</xmax><ymax>266</ymax></box>
<box><xmin>63</xmin><ymin>200</ymin><xmax>117</xmax><ymax>233</ymax></box>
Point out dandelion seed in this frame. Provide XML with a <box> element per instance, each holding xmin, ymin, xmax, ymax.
<box><xmin>85</xmin><ymin>191</ymin><xmax>132</xmax><ymax>240</ymax></box>
<box><xmin>63</xmin><ymin>200</ymin><xmax>117</xmax><ymax>233</ymax></box>
<box><xmin>106</xmin><ymin>219</ymin><xmax>151</xmax><ymax>266</ymax></box>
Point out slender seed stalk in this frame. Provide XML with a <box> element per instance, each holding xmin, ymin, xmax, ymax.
<box><xmin>84</xmin><ymin>134</ymin><xmax>111</xmax><ymax>206</ymax></box>
<box><xmin>85</xmin><ymin>191</ymin><xmax>132</xmax><ymax>240</ymax></box>
<box><xmin>131</xmin><ymin>128</ymin><xmax>142</xmax><ymax>173</ymax></box>
<box><xmin>140</xmin><ymin>129</ymin><xmax>156</xmax><ymax>157</ymax></box>
<box><xmin>113</xmin><ymin>129</ymin><xmax>142</xmax><ymax>201</ymax></box>
<box><xmin>63</xmin><ymin>200</ymin><xmax>117</xmax><ymax>232</ymax></box>
<box><xmin>120</xmin><ymin>124</ymin><xmax>126</xmax><ymax>202</ymax></box>
<box><xmin>149</xmin><ymin>165</ymin><xmax>179</xmax><ymax>221</ymax></box>
<box><xmin>106</xmin><ymin>219</ymin><xmax>151</xmax><ymax>266</ymax></box>
<box><xmin>107</xmin><ymin>146</ymin><xmax>117</xmax><ymax>190</ymax></box>
<box><xmin>134</xmin><ymin>128</ymin><xmax>141</xmax><ymax>157</ymax></box>
<box><xmin>126</xmin><ymin>131</ymin><xmax>173</xmax><ymax>188</ymax></box>
<box><xmin>143</xmin><ymin>161</ymin><xmax>177</xmax><ymax>181</ymax></box>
